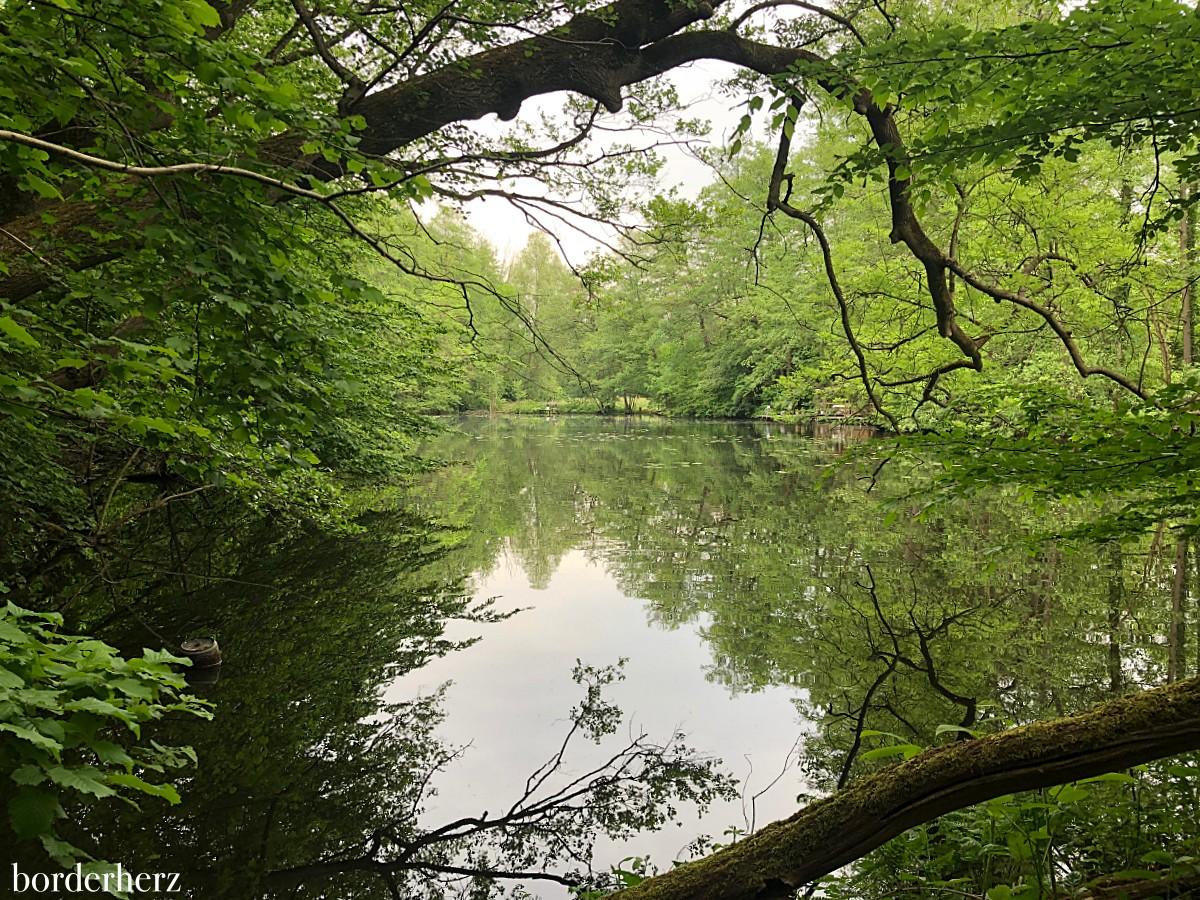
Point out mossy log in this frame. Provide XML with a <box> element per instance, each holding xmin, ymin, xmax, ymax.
<box><xmin>614</xmin><ymin>676</ymin><xmax>1200</xmax><ymax>900</ymax></box>
<box><xmin>1084</xmin><ymin>870</ymin><xmax>1200</xmax><ymax>899</ymax></box>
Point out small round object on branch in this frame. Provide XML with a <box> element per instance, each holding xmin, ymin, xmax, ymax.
<box><xmin>179</xmin><ymin>637</ymin><xmax>222</xmax><ymax>669</ymax></box>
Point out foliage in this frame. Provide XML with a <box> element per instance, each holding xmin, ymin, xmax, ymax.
<box><xmin>897</xmin><ymin>376</ymin><xmax>1200</xmax><ymax>540</ymax></box>
<box><xmin>4</xmin><ymin>0</ymin><xmax>1200</xmax><ymax>893</ymax></box>
<box><xmin>820</xmin><ymin>764</ymin><xmax>1200</xmax><ymax>900</ymax></box>
<box><xmin>844</xmin><ymin>0</ymin><xmax>1200</xmax><ymax>196</ymax></box>
<box><xmin>413</xmin><ymin>416</ymin><xmax>1200</xmax><ymax>895</ymax></box>
<box><xmin>0</xmin><ymin>601</ymin><xmax>209</xmax><ymax>873</ymax></box>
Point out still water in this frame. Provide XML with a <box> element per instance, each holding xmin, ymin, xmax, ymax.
<box><xmin>391</xmin><ymin>546</ymin><xmax>812</xmax><ymax>873</ymax></box>
<box><xmin>22</xmin><ymin>415</ymin><xmax>1180</xmax><ymax>898</ymax></box>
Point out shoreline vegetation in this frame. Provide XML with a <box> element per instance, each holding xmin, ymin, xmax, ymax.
<box><xmin>5</xmin><ymin>0</ymin><xmax>1200</xmax><ymax>895</ymax></box>
<box><xmin>471</xmin><ymin>398</ymin><xmax>881</xmax><ymax>427</ymax></box>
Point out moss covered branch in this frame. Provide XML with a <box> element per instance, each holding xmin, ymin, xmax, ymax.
<box><xmin>614</xmin><ymin>676</ymin><xmax>1200</xmax><ymax>900</ymax></box>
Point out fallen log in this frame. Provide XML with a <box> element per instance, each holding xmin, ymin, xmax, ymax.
<box><xmin>615</xmin><ymin>676</ymin><xmax>1200</xmax><ymax>900</ymax></box>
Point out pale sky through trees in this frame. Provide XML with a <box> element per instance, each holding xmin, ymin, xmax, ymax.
<box><xmin>459</xmin><ymin>60</ymin><xmax>757</xmax><ymax>264</ymax></box>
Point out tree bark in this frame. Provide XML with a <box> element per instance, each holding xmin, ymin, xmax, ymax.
<box><xmin>1170</xmin><ymin>537</ymin><xmax>1188</xmax><ymax>683</ymax></box>
<box><xmin>1183</xmin><ymin>182</ymin><xmax>1195</xmax><ymax>367</ymax></box>
<box><xmin>1084</xmin><ymin>869</ymin><xmax>1200</xmax><ymax>900</ymax></box>
<box><xmin>612</xmin><ymin>675</ymin><xmax>1200</xmax><ymax>900</ymax></box>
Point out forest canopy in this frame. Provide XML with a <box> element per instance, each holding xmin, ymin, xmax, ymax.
<box><xmin>2</xmin><ymin>0</ymin><xmax>1200</xmax><ymax>896</ymax></box>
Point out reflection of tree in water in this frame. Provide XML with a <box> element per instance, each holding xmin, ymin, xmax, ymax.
<box><xmin>418</xmin><ymin>417</ymin><xmax>1177</xmax><ymax>737</ymax></box>
<box><xmin>415</xmin><ymin>417</ymin><xmax>1200</xmax><ymax>892</ymax></box>
<box><xmin>26</xmin><ymin>507</ymin><xmax>472</xmax><ymax>896</ymax></box>
<box><xmin>266</xmin><ymin>661</ymin><xmax>736</xmax><ymax>899</ymax></box>
<box><xmin>23</xmin><ymin>417</ymin><xmax>1197</xmax><ymax>897</ymax></box>
<box><xmin>21</xmin><ymin>500</ymin><xmax>732</xmax><ymax>899</ymax></box>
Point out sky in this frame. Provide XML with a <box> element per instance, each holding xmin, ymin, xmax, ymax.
<box><xmin>453</xmin><ymin>61</ymin><xmax>757</xmax><ymax>266</ymax></box>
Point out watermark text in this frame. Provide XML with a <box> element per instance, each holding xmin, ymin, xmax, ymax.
<box><xmin>12</xmin><ymin>863</ymin><xmax>181</xmax><ymax>894</ymax></box>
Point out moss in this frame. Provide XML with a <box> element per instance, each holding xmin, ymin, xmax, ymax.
<box><xmin>616</xmin><ymin>677</ymin><xmax>1200</xmax><ymax>900</ymax></box>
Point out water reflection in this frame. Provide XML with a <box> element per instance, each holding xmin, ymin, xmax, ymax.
<box><xmin>8</xmin><ymin>512</ymin><xmax>489</xmax><ymax>899</ymax></box>
<box><xmin>13</xmin><ymin>415</ymin><xmax>1191</xmax><ymax>898</ymax></box>
<box><xmin>391</xmin><ymin>546</ymin><xmax>813</xmax><ymax>878</ymax></box>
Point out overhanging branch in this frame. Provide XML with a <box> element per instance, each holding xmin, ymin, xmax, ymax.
<box><xmin>612</xmin><ymin>675</ymin><xmax>1200</xmax><ymax>900</ymax></box>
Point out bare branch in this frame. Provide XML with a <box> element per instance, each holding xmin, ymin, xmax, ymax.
<box><xmin>945</xmin><ymin>258</ymin><xmax>1148</xmax><ymax>399</ymax></box>
<box><xmin>765</xmin><ymin>102</ymin><xmax>900</xmax><ymax>430</ymax></box>
<box><xmin>728</xmin><ymin>1</ymin><xmax>866</xmax><ymax>46</ymax></box>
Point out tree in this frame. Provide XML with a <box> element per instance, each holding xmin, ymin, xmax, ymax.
<box><xmin>6</xmin><ymin>0</ymin><xmax>1200</xmax><ymax>526</ymax></box>
<box><xmin>3</xmin><ymin>0</ymin><xmax>1193</xmax><ymax>360</ymax></box>
<box><xmin>6</xmin><ymin>0</ymin><xmax>1200</xmax><ymax>890</ymax></box>
<box><xmin>412</xmin><ymin>416</ymin><xmax>1200</xmax><ymax>897</ymax></box>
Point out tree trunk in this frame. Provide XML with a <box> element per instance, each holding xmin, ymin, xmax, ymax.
<box><xmin>1170</xmin><ymin>537</ymin><xmax>1188</xmax><ymax>683</ymax></box>
<box><xmin>1183</xmin><ymin>182</ymin><xmax>1194</xmax><ymax>367</ymax></box>
<box><xmin>1107</xmin><ymin>541</ymin><xmax>1124</xmax><ymax>695</ymax></box>
<box><xmin>1195</xmin><ymin>538</ymin><xmax>1200</xmax><ymax>677</ymax></box>
<box><xmin>613</xmin><ymin>676</ymin><xmax>1200</xmax><ymax>900</ymax></box>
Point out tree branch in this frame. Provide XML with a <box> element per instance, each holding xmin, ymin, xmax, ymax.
<box><xmin>765</xmin><ymin>101</ymin><xmax>900</xmax><ymax>430</ymax></box>
<box><xmin>612</xmin><ymin>675</ymin><xmax>1200</xmax><ymax>900</ymax></box>
<box><xmin>728</xmin><ymin>0</ymin><xmax>866</xmax><ymax>46</ymax></box>
<box><xmin>945</xmin><ymin>258</ymin><xmax>1148</xmax><ymax>398</ymax></box>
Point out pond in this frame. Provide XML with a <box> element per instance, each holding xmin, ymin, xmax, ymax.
<box><xmin>16</xmin><ymin>415</ymin><xmax>1191</xmax><ymax>898</ymax></box>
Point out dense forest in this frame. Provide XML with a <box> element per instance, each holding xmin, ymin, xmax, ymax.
<box><xmin>2</xmin><ymin>0</ymin><xmax>1200</xmax><ymax>897</ymax></box>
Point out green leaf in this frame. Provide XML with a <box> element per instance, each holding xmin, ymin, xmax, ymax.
<box><xmin>1140</xmin><ymin>849</ymin><xmax>1176</xmax><ymax>865</ymax></box>
<box><xmin>860</xmin><ymin>743</ymin><xmax>921</xmax><ymax>762</ymax></box>
<box><xmin>1049</xmin><ymin>783</ymin><xmax>1089</xmax><ymax>804</ymax></box>
<box><xmin>91</xmin><ymin>740</ymin><xmax>135</xmax><ymax>769</ymax></box>
<box><xmin>109</xmin><ymin>677</ymin><xmax>155</xmax><ymax>700</ymax></box>
<box><xmin>62</xmin><ymin>696</ymin><xmax>133</xmax><ymax>721</ymax></box>
<box><xmin>0</xmin><ymin>315</ymin><xmax>39</xmax><ymax>349</ymax></box>
<box><xmin>184</xmin><ymin>0</ymin><xmax>222</xmax><ymax>27</ymax></box>
<box><xmin>1080</xmin><ymin>771</ymin><xmax>1136</xmax><ymax>785</ymax></box>
<box><xmin>934</xmin><ymin>724</ymin><xmax>982</xmax><ymax>739</ymax></box>
<box><xmin>47</xmin><ymin>765</ymin><xmax>118</xmax><ymax>798</ymax></box>
<box><xmin>81</xmin><ymin>861</ymin><xmax>132</xmax><ymax>899</ymax></box>
<box><xmin>1006</xmin><ymin>830</ymin><xmax>1031</xmax><ymax>861</ymax></box>
<box><xmin>105</xmin><ymin>772</ymin><xmax>182</xmax><ymax>804</ymax></box>
<box><xmin>0</xmin><ymin>664</ymin><xmax>25</xmax><ymax>689</ymax></box>
<box><xmin>11</xmin><ymin>764</ymin><xmax>46</xmax><ymax>786</ymax></box>
<box><xmin>8</xmin><ymin>788</ymin><xmax>61</xmax><ymax>838</ymax></box>
<box><xmin>40</xmin><ymin>835</ymin><xmax>89</xmax><ymax>867</ymax></box>
<box><xmin>140</xmin><ymin>647</ymin><xmax>189</xmax><ymax>667</ymax></box>
<box><xmin>0</xmin><ymin>722</ymin><xmax>63</xmax><ymax>754</ymax></box>
<box><xmin>1095</xmin><ymin>868</ymin><xmax>1160</xmax><ymax>883</ymax></box>
<box><xmin>21</xmin><ymin>173</ymin><xmax>61</xmax><ymax>200</ymax></box>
